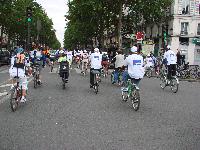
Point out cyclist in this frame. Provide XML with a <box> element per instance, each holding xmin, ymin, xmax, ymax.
<box><xmin>58</xmin><ymin>50</ymin><xmax>69</xmax><ymax>83</ymax></box>
<box><xmin>9</xmin><ymin>47</ymin><xmax>29</xmax><ymax>102</ymax></box>
<box><xmin>112</xmin><ymin>50</ymin><xmax>125</xmax><ymax>84</ymax></box>
<box><xmin>164</xmin><ymin>45</ymin><xmax>177</xmax><ymax>84</ymax></box>
<box><xmin>123</xmin><ymin>46</ymin><xmax>145</xmax><ymax>88</ymax></box>
<box><xmin>101</xmin><ymin>52</ymin><xmax>109</xmax><ymax>76</ymax></box>
<box><xmin>81</xmin><ymin>50</ymin><xmax>89</xmax><ymax>73</ymax></box>
<box><xmin>89</xmin><ymin>48</ymin><xmax>102</xmax><ymax>88</ymax></box>
<box><xmin>66</xmin><ymin>50</ymin><xmax>73</xmax><ymax>69</ymax></box>
<box><xmin>31</xmin><ymin>48</ymin><xmax>43</xmax><ymax>84</ymax></box>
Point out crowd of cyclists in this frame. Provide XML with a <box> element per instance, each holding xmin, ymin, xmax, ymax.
<box><xmin>8</xmin><ymin>43</ymin><xmax>180</xmax><ymax>104</ymax></box>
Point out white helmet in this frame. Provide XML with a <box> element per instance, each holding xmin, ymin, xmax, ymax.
<box><xmin>84</xmin><ymin>50</ymin><xmax>87</xmax><ymax>53</ymax></box>
<box><xmin>94</xmin><ymin>48</ymin><xmax>99</xmax><ymax>52</ymax></box>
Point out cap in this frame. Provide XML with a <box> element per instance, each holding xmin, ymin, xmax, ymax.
<box><xmin>94</xmin><ymin>48</ymin><xmax>99</xmax><ymax>52</ymax></box>
<box><xmin>130</xmin><ymin>46</ymin><xmax>137</xmax><ymax>53</ymax></box>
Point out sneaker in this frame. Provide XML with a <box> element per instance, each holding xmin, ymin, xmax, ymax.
<box><xmin>37</xmin><ymin>80</ymin><xmax>42</xmax><ymax>85</ymax></box>
<box><xmin>20</xmin><ymin>96</ymin><xmax>26</xmax><ymax>103</ymax></box>
<box><xmin>65</xmin><ymin>79</ymin><xmax>68</xmax><ymax>83</ymax></box>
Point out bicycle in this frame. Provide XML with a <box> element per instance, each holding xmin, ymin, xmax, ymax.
<box><xmin>160</xmin><ymin>68</ymin><xmax>179</xmax><ymax>93</ymax></box>
<box><xmin>60</xmin><ymin>61</ymin><xmax>69</xmax><ymax>89</ymax></box>
<box><xmin>81</xmin><ymin>62</ymin><xmax>88</xmax><ymax>76</ymax></box>
<box><xmin>121</xmin><ymin>78</ymin><xmax>140</xmax><ymax>111</ymax></box>
<box><xmin>91</xmin><ymin>70</ymin><xmax>100</xmax><ymax>94</ymax></box>
<box><xmin>10</xmin><ymin>69</ymin><xmax>25</xmax><ymax>112</ymax></box>
<box><xmin>145</xmin><ymin>66</ymin><xmax>153</xmax><ymax>78</ymax></box>
<box><xmin>32</xmin><ymin>64</ymin><xmax>40</xmax><ymax>89</ymax></box>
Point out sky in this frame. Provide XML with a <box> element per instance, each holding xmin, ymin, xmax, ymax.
<box><xmin>35</xmin><ymin>0</ymin><xmax>68</xmax><ymax>47</ymax></box>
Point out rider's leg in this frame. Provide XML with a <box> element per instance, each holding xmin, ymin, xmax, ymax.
<box><xmin>114</xmin><ymin>68</ymin><xmax>119</xmax><ymax>83</ymax></box>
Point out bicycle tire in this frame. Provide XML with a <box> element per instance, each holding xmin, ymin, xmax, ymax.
<box><xmin>62</xmin><ymin>74</ymin><xmax>66</xmax><ymax>89</ymax></box>
<box><xmin>10</xmin><ymin>88</ymin><xmax>18</xmax><ymax>112</ymax></box>
<box><xmin>93</xmin><ymin>83</ymin><xmax>98</xmax><ymax>94</ymax></box>
<box><xmin>170</xmin><ymin>78</ymin><xmax>179</xmax><ymax>93</ymax></box>
<box><xmin>131</xmin><ymin>89</ymin><xmax>140</xmax><ymax>111</ymax></box>
<box><xmin>146</xmin><ymin>70</ymin><xmax>152</xmax><ymax>78</ymax></box>
<box><xmin>160</xmin><ymin>76</ymin><xmax>166</xmax><ymax>89</ymax></box>
<box><xmin>34</xmin><ymin>75</ymin><xmax>37</xmax><ymax>88</ymax></box>
<box><xmin>51</xmin><ymin>65</ymin><xmax>53</xmax><ymax>72</ymax></box>
<box><xmin>121</xmin><ymin>91</ymin><xmax>128</xmax><ymax>102</ymax></box>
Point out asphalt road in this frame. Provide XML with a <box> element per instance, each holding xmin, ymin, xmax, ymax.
<box><xmin>0</xmin><ymin>65</ymin><xmax>200</xmax><ymax>150</ymax></box>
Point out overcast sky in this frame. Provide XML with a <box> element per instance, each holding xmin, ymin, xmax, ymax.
<box><xmin>35</xmin><ymin>0</ymin><xmax>68</xmax><ymax>47</ymax></box>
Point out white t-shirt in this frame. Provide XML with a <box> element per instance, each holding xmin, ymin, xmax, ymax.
<box><xmin>145</xmin><ymin>57</ymin><xmax>153</xmax><ymax>67</ymax></box>
<box><xmin>67</xmin><ymin>51</ymin><xmax>73</xmax><ymax>60</ymax></box>
<box><xmin>115</xmin><ymin>54</ymin><xmax>124</xmax><ymax>68</ymax></box>
<box><xmin>124</xmin><ymin>54</ymin><xmax>145</xmax><ymax>79</ymax></box>
<box><xmin>90</xmin><ymin>52</ymin><xmax>102</xmax><ymax>69</ymax></box>
<box><xmin>164</xmin><ymin>50</ymin><xmax>177</xmax><ymax>65</ymax></box>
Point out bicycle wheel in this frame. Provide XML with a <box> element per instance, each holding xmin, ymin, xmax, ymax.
<box><xmin>50</xmin><ymin>65</ymin><xmax>53</xmax><ymax>72</ymax></box>
<box><xmin>189</xmin><ymin>68</ymin><xmax>198</xmax><ymax>79</ymax></box>
<box><xmin>62</xmin><ymin>74</ymin><xmax>66</xmax><ymax>89</ymax></box>
<box><xmin>34</xmin><ymin>74</ymin><xmax>37</xmax><ymax>88</ymax></box>
<box><xmin>146</xmin><ymin>70</ymin><xmax>152</xmax><ymax>78</ymax></box>
<box><xmin>160</xmin><ymin>76</ymin><xmax>166</xmax><ymax>89</ymax></box>
<box><xmin>170</xmin><ymin>78</ymin><xmax>179</xmax><ymax>93</ymax></box>
<box><xmin>131</xmin><ymin>89</ymin><xmax>140</xmax><ymax>111</ymax></box>
<box><xmin>93</xmin><ymin>83</ymin><xmax>98</xmax><ymax>94</ymax></box>
<box><xmin>121</xmin><ymin>90</ymin><xmax>128</xmax><ymax>102</ymax></box>
<box><xmin>10</xmin><ymin>88</ymin><xmax>19</xmax><ymax>112</ymax></box>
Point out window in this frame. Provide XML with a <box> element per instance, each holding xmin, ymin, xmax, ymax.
<box><xmin>197</xmin><ymin>24</ymin><xmax>200</xmax><ymax>35</ymax></box>
<box><xmin>181</xmin><ymin>22</ymin><xmax>189</xmax><ymax>35</ymax></box>
<box><xmin>182</xmin><ymin>0</ymin><xmax>190</xmax><ymax>14</ymax></box>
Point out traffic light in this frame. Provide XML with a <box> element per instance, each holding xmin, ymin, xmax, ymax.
<box><xmin>26</xmin><ymin>7</ymin><xmax>32</xmax><ymax>22</ymax></box>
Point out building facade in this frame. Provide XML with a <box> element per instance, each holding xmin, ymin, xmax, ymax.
<box><xmin>146</xmin><ymin>0</ymin><xmax>200</xmax><ymax>65</ymax></box>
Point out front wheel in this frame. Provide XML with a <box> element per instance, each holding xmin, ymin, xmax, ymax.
<box><xmin>62</xmin><ymin>74</ymin><xmax>66</xmax><ymax>89</ymax></box>
<box><xmin>170</xmin><ymin>78</ymin><xmax>179</xmax><ymax>93</ymax></box>
<box><xmin>146</xmin><ymin>70</ymin><xmax>152</xmax><ymax>78</ymax></box>
<box><xmin>131</xmin><ymin>89</ymin><xmax>140</xmax><ymax>111</ymax></box>
<box><xmin>111</xmin><ymin>72</ymin><xmax>114</xmax><ymax>84</ymax></box>
<box><xmin>10</xmin><ymin>88</ymin><xmax>19</xmax><ymax>112</ymax></box>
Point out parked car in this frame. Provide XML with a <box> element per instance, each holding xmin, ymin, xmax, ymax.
<box><xmin>0</xmin><ymin>48</ymin><xmax>11</xmax><ymax>65</ymax></box>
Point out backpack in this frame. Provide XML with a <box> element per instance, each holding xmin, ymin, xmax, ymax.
<box><xmin>13</xmin><ymin>53</ymin><xmax>25</xmax><ymax>69</ymax></box>
<box><xmin>102</xmin><ymin>54</ymin><xmax>108</xmax><ymax>61</ymax></box>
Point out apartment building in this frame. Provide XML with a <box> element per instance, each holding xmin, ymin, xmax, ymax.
<box><xmin>146</xmin><ymin>0</ymin><xmax>200</xmax><ymax>65</ymax></box>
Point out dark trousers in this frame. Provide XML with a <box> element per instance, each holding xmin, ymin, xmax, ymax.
<box><xmin>90</xmin><ymin>68</ymin><xmax>101</xmax><ymax>86</ymax></box>
<box><xmin>167</xmin><ymin>64</ymin><xmax>176</xmax><ymax>79</ymax></box>
<box><xmin>59</xmin><ymin>62</ymin><xmax>69</xmax><ymax>79</ymax></box>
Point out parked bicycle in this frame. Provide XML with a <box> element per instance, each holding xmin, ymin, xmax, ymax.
<box><xmin>121</xmin><ymin>79</ymin><xmax>140</xmax><ymax>111</ymax></box>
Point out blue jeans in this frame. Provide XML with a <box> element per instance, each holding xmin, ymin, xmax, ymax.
<box><xmin>122</xmin><ymin>71</ymin><xmax>141</xmax><ymax>87</ymax></box>
<box><xmin>113</xmin><ymin>69</ymin><xmax>119</xmax><ymax>83</ymax></box>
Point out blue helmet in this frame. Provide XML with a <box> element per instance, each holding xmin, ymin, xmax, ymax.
<box><xmin>16</xmin><ymin>48</ymin><xmax>24</xmax><ymax>53</ymax></box>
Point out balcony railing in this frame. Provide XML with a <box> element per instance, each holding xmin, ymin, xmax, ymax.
<box><xmin>180</xmin><ymin>31</ymin><xmax>188</xmax><ymax>35</ymax></box>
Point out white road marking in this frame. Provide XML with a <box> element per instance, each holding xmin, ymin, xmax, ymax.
<box><xmin>0</xmin><ymin>84</ymin><xmax>13</xmax><ymax>88</ymax></box>
<box><xmin>0</xmin><ymin>92</ymin><xmax>8</xmax><ymax>97</ymax></box>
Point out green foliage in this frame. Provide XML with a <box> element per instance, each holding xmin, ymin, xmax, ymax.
<box><xmin>64</xmin><ymin>0</ymin><xmax>173</xmax><ymax>49</ymax></box>
<box><xmin>0</xmin><ymin>0</ymin><xmax>60</xmax><ymax>49</ymax></box>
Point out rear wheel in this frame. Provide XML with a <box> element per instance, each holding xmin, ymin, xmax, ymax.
<box><xmin>34</xmin><ymin>75</ymin><xmax>37</xmax><ymax>88</ymax></box>
<box><xmin>62</xmin><ymin>74</ymin><xmax>66</xmax><ymax>89</ymax></box>
<box><xmin>170</xmin><ymin>78</ymin><xmax>179</xmax><ymax>93</ymax></box>
<box><xmin>10</xmin><ymin>88</ymin><xmax>18</xmax><ymax>112</ymax></box>
<box><xmin>146</xmin><ymin>69</ymin><xmax>152</xmax><ymax>78</ymax></box>
<box><xmin>94</xmin><ymin>83</ymin><xmax>98</xmax><ymax>94</ymax></box>
<box><xmin>160</xmin><ymin>76</ymin><xmax>166</xmax><ymax>89</ymax></box>
<box><xmin>131</xmin><ymin>89</ymin><xmax>140</xmax><ymax>111</ymax></box>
